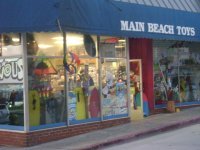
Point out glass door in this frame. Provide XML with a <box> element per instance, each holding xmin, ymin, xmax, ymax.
<box><xmin>129</xmin><ymin>59</ymin><xmax>143</xmax><ymax>120</ymax></box>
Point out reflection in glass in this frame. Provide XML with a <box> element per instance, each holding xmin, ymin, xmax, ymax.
<box><xmin>100</xmin><ymin>37</ymin><xmax>126</xmax><ymax>58</ymax></box>
<box><xmin>27</xmin><ymin>32</ymin><xmax>63</xmax><ymax>56</ymax></box>
<box><xmin>153</xmin><ymin>40</ymin><xmax>200</xmax><ymax>106</ymax></box>
<box><xmin>100</xmin><ymin>36</ymin><xmax>128</xmax><ymax>119</ymax></box>
<box><xmin>67</xmin><ymin>58</ymin><xmax>100</xmax><ymax>124</ymax></box>
<box><xmin>0</xmin><ymin>33</ymin><xmax>22</xmax><ymax>56</ymax></box>
<box><xmin>66</xmin><ymin>33</ymin><xmax>100</xmax><ymax>125</ymax></box>
<box><xmin>28</xmin><ymin>58</ymin><xmax>65</xmax><ymax>126</ymax></box>
<box><xmin>0</xmin><ymin>52</ymin><xmax>24</xmax><ymax>126</ymax></box>
<box><xmin>0</xmin><ymin>84</ymin><xmax>24</xmax><ymax>126</ymax></box>
<box><xmin>101</xmin><ymin>58</ymin><xmax>128</xmax><ymax>118</ymax></box>
<box><xmin>66</xmin><ymin>33</ymin><xmax>98</xmax><ymax>57</ymax></box>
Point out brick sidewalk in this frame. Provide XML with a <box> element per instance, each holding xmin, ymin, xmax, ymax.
<box><xmin>1</xmin><ymin>107</ymin><xmax>200</xmax><ymax>150</ymax></box>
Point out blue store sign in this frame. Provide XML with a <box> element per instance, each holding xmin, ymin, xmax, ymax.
<box><xmin>0</xmin><ymin>0</ymin><xmax>200</xmax><ymax>41</ymax></box>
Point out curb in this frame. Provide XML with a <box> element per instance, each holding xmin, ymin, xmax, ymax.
<box><xmin>80</xmin><ymin>117</ymin><xmax>200</xmax><ymax>150</ymax></box>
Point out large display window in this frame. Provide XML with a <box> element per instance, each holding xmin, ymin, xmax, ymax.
<box><xmin>0</xmin><ymin>34</ymin><xmax>24</xmax><ymax>127</ymax></box>
<box><xmin>100</xmin><ymin>37</ymin><xmax>128</xmax><ymax>120</ymax></box>
<box><xmin>153</xmin><ymin>40</ymin><xmax>200</xmax><ymax>107</ymax></box>
<box><xmin>66</xmin><ymin>33</ymin><xmax>100</xmax><ymax>125</ymax></box>
<box><xmin>27</xmin><ymin>32</ymin><xmax>66</xmax><ymax>128</ymax></box>
<box><xmin>15</xmin><ymin>32</ymin><xmax>129</xmax><ymax>130</ymax></box>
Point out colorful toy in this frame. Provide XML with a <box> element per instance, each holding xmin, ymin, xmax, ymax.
<box><xmin>89</xmin><ymin>87</ymin><xmax>100</xmax><ymax>118</ymax></box>
<box><xmin>74</xmin><ymin>87</ymin><xmax>86</xmax><ymax>120</ymax></box>
<box><xmin>63</xmin><ymin>52</ymin><xmax>80</xmax><ymax>74</ymax></box>
<box><xmin>29</xmin><ymin>90</ymin><xmax>40</xmax><ymax>126</ymax></box>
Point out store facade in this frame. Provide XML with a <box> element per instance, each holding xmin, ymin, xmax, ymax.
<box><xmin>0</xmin><ymin>0</ymin><xmax>200</xmax><ymax>147</ymax></box>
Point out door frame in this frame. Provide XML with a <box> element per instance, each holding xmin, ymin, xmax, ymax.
<box><xmin>129</xmin><ymin>59</ymin><xmax>143</xmax><ymax>119</ymax></box>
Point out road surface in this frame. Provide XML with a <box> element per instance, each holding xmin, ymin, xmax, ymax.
<box><xmin>104</xmin><ymin>124</ymin><xmax>200</xmax><ymax>150</ymax></box>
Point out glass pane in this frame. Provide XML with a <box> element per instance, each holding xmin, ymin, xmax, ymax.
<box><xmin>99</xmin><ymin>36</ymin><xmax>126</xmax><ymax>58</ymax></box>
<box><xmin>0</xmin><ymin>57</ymin><xmax>24</xmax><ymax>126</ymax></box>
<box><xmin>27</xmin><ymin>32</ymin><xmax>63</xmax><ymax>56</ymax></box>
<box><xmin>101</xmin><ymin>58</ymin><xmax>128</xmax><ymax>119</ymax></box>
<box><xmin>0</xmin><ymin>84</ymin><xmax>23</xmax><ymax>126</ymax></box>
<box><xmin>67</xmin><ymin>58</ymin><xmax>100</xmax><ymax>124</ymax></box>
<box><xmin>130</xmin><ymin>60</ymin><xmax>142</xmax><ymax>110</ymax></box>
<box><xmin>65</xmin><ymin>33</ymin><xmax>100</xmax><ymax>125</ymax></box>
<box><xmin>66</xmin><ymin>33</ymin><xmax>98</xmax><ymax>57</ymax></box>
<box><xmin>0</xmin><ymin>33</ymin><xmax>22</xmax><ymax>56</ymax></box>
<box><xmin>154</xmin><ymin>47</ymin><xmax>179</xmax><ymax>105</ymax></box>
<box><xmin>178</xmin><ymin>47</ymin><xmax>200</xmax><ymax>102</ymax></box>
<box><xmin>28</xmin><ymin>58</ymin><xmax>65</xmax><ymax>126</ymax></box>
<box><xmin>154</xmin><ymin>40</ymin><xmax>200</xmax><ymax>106</ymax></box>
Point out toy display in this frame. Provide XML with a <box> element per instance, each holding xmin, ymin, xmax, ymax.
<box><xmin>154</xmin><ymin>45</ymin><xmax>200</xmax><ymax>105</ymax></box>
<box><xmin>68</xmin><ymin>92</ymin><xmax>77</xmax><ymax>121</ymax></box>
<box><xmin>101</xmin><ymin>60</ymin><xmax>128</xmax><ymax>117</ymax></box>
<box><xmin>67</xmin><ymin>57</ymin><xmax>101</xmax><ymax>123</ymax></box>
<box><xmin>29</xmin><ymin>90</ymin><xmax>40</xmax><ymax>126</ymax></box>
<box><xmin>88</xmin><ymin>87</ymin><xmax>100</xmax><ymax>118</ymax></box>
<box><xmin>74</xmin><ymin>87</ymin><xmax>86</xmax><ymax>120</ymax></box>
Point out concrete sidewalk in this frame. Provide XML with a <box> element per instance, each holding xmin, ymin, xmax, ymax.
<box><xmin>1</xmin><ymin>107</ymin><xmax>200</xmax><ymax>150</ymax></box>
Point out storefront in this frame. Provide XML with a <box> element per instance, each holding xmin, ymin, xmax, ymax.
<box><xmin>0</xmin><ymin>0</ymin><xmax>200</xmax><ymax>147</ymax></box>
<box><xmin>153</xmin><ymin>40</ymin><xmax>200</xmax><ymax>108</ymax></box>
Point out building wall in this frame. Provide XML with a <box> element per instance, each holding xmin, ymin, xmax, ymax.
<box><xmin>0</xmin><ymin>118</ymin><xmax>129</xmax><ymax>147</ymax></box>
<box><xmin>129</xmin><ymin>38</ymin><xmax>154</xmax><ymax>111</ymax></box>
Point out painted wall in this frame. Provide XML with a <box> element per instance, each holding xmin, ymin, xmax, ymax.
<box><xmin>129</xmin><ymin>38</ymin><xmax>154</xmax><ymax>111</ymax></box>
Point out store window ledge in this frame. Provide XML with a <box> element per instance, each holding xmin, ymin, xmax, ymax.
<box><xmin>30</xmin><ymin>122</ymin><xmax>66</xmax><ymax>131</ymax></box>
<box><xmin>155</xmin><ymin>101</ymin><xmax>200</xmax><ymax>109</ymax></box>
<box><xmin>103</xmin><ymin>113</ymin><xmax>129</xmax><ymax>120</ymax></box>
<box><xmin>0</xmin><ymin>125</ymin><xmax>24</xmax><ymax>131</ymax></box>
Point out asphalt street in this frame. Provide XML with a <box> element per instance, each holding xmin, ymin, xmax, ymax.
<box><xmin>104</xmin><ymin>123</ymin><xmax>200</xmax><ymax>150</ymax></box>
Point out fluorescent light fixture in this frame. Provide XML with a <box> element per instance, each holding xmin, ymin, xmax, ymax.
<box><xmin>54</xmin><ymin>41</ymin><xmax>63</xmax><ymax>45</ymax></box>
<box><xmin>2</xmin><ymin>47</ymin><xmax>8</xmax><ymax>51</ymax></box>
<box><xmin>67</xmin><ymin>37</ymin><xmax>83</xmax><ymax>46</ymax></box>
<box><xmin>118</xmin><ymin>39</ymin><xmax>126</xmax><ymax>42</ymax></box>
<box><xmin>51</xmin><ymin>37</ymin><xmax>63</xmax><ymax>40</ymax></box>
<box><xmin>115</xmin><ymin>45</ymin><xmax>124</xmax><ymax>48</ymax></box>
<box><xmin>12</xmin><ymin>38</ymin><xmax>20</xmax><ymax>42</ymax></box>
<box><xmin>52</xmin><ymin>35</ymin><xmax>83</xmax><ymax>46</ymax></box>
<box><xmin>112</xmin><ymin>62</ymin><xmax>117</xmax><ymax>67</ymax></box>
<box><xmin>38</xmin><ymin>44</ymin><xmax>53</xmax><ymax>49</ymax></box>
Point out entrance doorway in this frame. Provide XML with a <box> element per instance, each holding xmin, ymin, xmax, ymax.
<box><xmin>129</xmin><ymin>59</ymin><xmax>143</xmax><ymax>120</ymax></box>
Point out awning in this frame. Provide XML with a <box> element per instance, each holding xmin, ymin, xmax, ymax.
<box><xmin>59</xmin><ymin>0</ymin><xmax>200</xmax><ymax>41</ymax></box>
<box><xmin>0</xmin><ymin>0</ymin><xmax>58</xmax><ymax>33</ymax></box>
<box><xmin>0</xmin><ymin>0</ymin><xmax>200</xmax><ymax>41</ymax></box>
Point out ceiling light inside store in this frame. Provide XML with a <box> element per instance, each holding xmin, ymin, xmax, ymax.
<box><xmin>67</xmin><ymin>36</ymin><xmax>83</xmax><ymax>46</ymax></box>
<box><xmin>115</xmin><ymin>45</ymin><xmax>124</xmax><ymax>48</ymax></box>
<box><xmin>118</xmin><ymin>39</ymin><xmax>126</xmax><ymax>42</ymax></box>
<box><xmin>12</xmin><ymin>38</ymin><xmax>20</xmax><ymax>42</ymax></box>
<box><xmin>38</xmin><ymin>44</ymin><xmax>53</xmax><ymax>49</ymax></box>
<box><xmin>52</xmin><ymin>36</ymin><xmax>83</xmax><ymax>46</ymax></box>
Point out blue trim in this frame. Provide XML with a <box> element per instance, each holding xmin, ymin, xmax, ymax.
<box><xmin>69</xmin><ymin>117</ymin><xmax>101</xmax><ymax>125</ymax></box>
<box><xmin>0</xmin><ymin>114</ymin><xmax>128</xmax><ymax>131</ymax></box>
<box><xmin>177</xmin><ymin>101</ymin><xmax>200</xmax><ymax>106</ymax></box>
<box><xmin>155</xmin><ymin>104</ymin><xmax>167</xmax><ymax>109</ymax></box>
<box><xmin>0</xmin><ymin>125</ymin><xmax>24</xmax><ymax>131</ymax></box>
<box><xmin>103</xmin><ymin>114</ymin><xmax>128</xmax><ymax>120</ymax></box>
<box><xmin>1</xmin><ymin>0</ymin><xmax>200</xmax><ymax>41</ymax></box>
<box><xmin>155</xmin><ymin>101</ymin><xmax>200</xmax><ymax>109</ymax></box>
<box><xmin>30</xmin><ymin>122</ymin><xmax>66</xmax><ymax>131</ymax></box>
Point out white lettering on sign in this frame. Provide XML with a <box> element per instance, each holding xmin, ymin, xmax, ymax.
<box><xmin>0</xmin><ymin>58</ymin><xmax>23</xmax><ymax>82</ymax></box>
<box><xmin>176</xmin><ymin>26</ymin><xmax>195</xmax><ymax>36</ymax></box>
<box><xmin>121</xmin><ymin>20</ymin><xmax>145</xmax><ymax>32</ymax></box>
<box><xmin>147</xmin><ymin>23</ymin><xmax>174</xmax><ymax>34</ymax></box>
<box><xmin>120</xmin><ymin>20</ymin><xmax>196</xmax><ymax>37</ymax></box>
